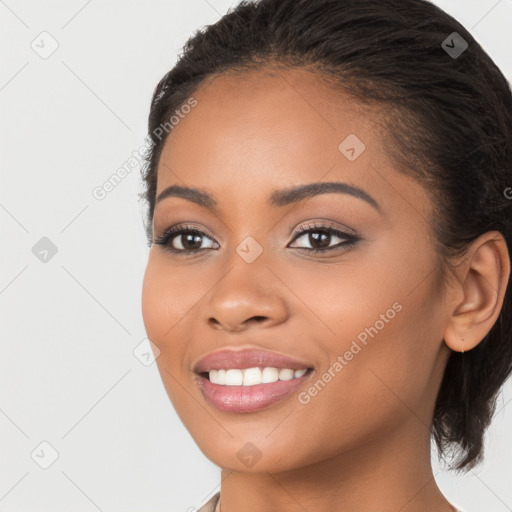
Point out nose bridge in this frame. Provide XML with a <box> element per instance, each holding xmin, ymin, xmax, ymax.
<box><xmin>202</xmin><ymin>235</ymin><xmax>287</xmax><ymax>331</ymax></box>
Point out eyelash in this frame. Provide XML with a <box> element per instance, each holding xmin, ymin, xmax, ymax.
<box><xmin>153</xmin><ymin>223</ymin><xmax>360</xmax><ymax>256</ymax></box>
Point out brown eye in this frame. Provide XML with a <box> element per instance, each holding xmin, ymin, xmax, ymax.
<box><xmin>153</xmin><ymin>225</ymin><xmax>218</xmax><ymax>254</ymax></box>
<box><xmin>289</xmin><ymin>224</ymin><xmax>360</xmax><ymax>253</ymax></box>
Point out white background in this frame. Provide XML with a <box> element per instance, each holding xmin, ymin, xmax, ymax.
<box><xmin>1</xmin><ymin>1</ymin><xmax>511</xmax><ymax>511</ymax></box>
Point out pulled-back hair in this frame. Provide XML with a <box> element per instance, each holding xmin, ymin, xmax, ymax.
<box><xmin>140</xmin><ymin>0</ymin><xmax>512</xmax><ymax>471</ymax></box>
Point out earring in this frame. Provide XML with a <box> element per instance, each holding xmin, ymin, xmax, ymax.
<box><xmin>460</xmin><ymin>336</ymin><xmax>465</xmax><ymax>354</ymax></box>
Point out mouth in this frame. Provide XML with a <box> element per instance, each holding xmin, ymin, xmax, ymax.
<box><xmin>198</xmin><ymin>366</ymin><xmax>313</xmax><ymax>386</ymax></box>
<box><xmin>192</xmin><ymin>347</ymin><xmax>315</xmax><ymax>413</ymax></box>
<box><xmin>195</xmin><ymin>365</ymin><xmax>314</xmax><ymax>413</ymax></box>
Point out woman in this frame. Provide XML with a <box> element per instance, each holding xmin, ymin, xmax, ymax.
<box><xmin>139</xmin><ymin>0</ymin><xmax>512</xmax><ymax>510</ymax></box>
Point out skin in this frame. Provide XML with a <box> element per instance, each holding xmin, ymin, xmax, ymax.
<box><xmin>141</xmin><ymin>66</ymin><xmax>510</xmax><ymax>512</ymax></box>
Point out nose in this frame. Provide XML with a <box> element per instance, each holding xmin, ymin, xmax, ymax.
<box><xmin>203</xmin><ymin>256</ymin><xmax>288</xmax><ymax>333</ymax></box>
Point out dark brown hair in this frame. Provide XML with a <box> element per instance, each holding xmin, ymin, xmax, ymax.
<box><xmin>140</xmin><ymin>0</ymin><xmax>512</xmax><ymax>471</ymax></box>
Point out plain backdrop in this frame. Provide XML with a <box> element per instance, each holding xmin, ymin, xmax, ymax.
<box><xmin>1</xmin><ymin>1</ymin><xmax>512</xmax><ymax>511</ymax></box>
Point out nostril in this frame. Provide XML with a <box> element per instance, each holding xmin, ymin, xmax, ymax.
<box><xmin>246</xmin><ymin>316</ymin><xmax>268</xmax><ymax>325</ymax></box>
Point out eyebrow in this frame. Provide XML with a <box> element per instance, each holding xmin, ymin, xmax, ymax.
<box><xmin>155</xmin><ymin>181</ymin><xmax>381</xmax><ymax>212</ymax></box>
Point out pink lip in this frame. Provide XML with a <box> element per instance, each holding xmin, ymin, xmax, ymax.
<box><xmin>193</xmin><ymin>348</ymin><xmax>313</xmax><ymax>373</ymax></box>
<box><xmin>192</xmin><ymin>348</ymin><xmax>314</xmax><ymax>413</ymax></box>
<box><xmin>196</xmin><ymin>371</ymin><xmax>312</xmax><ymax>413</ymax></box>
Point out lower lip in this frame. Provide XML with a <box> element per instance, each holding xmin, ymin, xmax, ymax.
<box><xmin>196</xmin><ymin>371</ymin><xmax>312</xmax><ymax>413</ymax></box>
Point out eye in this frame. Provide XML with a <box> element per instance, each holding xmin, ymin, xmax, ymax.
<box><xmin>288</xmin><ymin>223</ymin><xmax>359</xmax><ymax>253</ymax></box>
<box><xmin>153</xmin><ymin>222</ymin><xmax>360</xmax><ymax>255</ymax></box>
<box><xmin>153</xmin><ymin>224</ymin><xmax>218</xmax><ymax>254</ymax></box>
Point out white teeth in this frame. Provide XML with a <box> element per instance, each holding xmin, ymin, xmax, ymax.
<box><xmin>279</xmin><ymin>368</ymin><xmax>295</xmax><ymax>381</ymax></box>
<box><xmin>261</xmin><ymin>367</ymin><xmax>279</xmax><ymax>383</ymax></box>
<box><xmin>208</xmin><ymin>367</ymin><xmax>309</xmax><ymax>386</ymax></box>
<box><xmin>243</xmin><ymin>367</ymin><xmax>262</xmax><ymax>386</ymax></box>
<box><xmin>209</xmin><ymin>369</ymin><xmax>224</xmax><ymax>384</ymax></box>
<box><xmin>225</xmin><ymin>369</ymin><xmax>243</xmax><ymax>386</ymax></box>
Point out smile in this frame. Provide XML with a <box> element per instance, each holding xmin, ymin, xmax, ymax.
<box><xmin>208</xmin><ymin>366</ymin><xmax>309</xmax><ymax>386</ymax></box>
<box><xmin>196</xmin><ymin>367</ymin><xmax>313</xmax><ymax>413</ymax></box>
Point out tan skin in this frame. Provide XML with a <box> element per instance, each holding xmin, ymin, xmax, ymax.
<box><xmin>141</xmin><ymin>67</ymin><xmax>510</xmax><ymax>512</ymax></box>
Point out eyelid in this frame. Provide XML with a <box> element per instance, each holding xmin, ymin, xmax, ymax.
<box><xmin>154</xmin><ymin>220</ymin><xmax>356</xmax><ymax>243</ymax></box>
<box><xmin>154</xmin><ymin>222</ymin><xmax>216</xmax><ymax>241</ymax></box>
<box><xmin>290</xmin><ymin>220</ymin><xmax>357</xmax><ymax>238</ymax></box>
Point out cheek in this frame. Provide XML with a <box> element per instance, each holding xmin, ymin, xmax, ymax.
<box><xmin>141</xmin><ymin>253</ymin><xmax>206</xmax><ymax>420</ymax></box>
<box><xmin>324</xmin><ymin>292</ymin><xmax>442</xmax><ymax>431</ymax></box>
<box><xmin>295</xmin><ymin>245</ymin><xmax>442</xmax><ymax>423</ymax></box>
<box><xmin>141</xmin><ymin>252</ymin><xmax>208</xmax><ymax>349</ymax></box>
<box><xmin>280</xmin><ymin>302</ymin><xmax>437</xmax><ymax>471</ymax></box>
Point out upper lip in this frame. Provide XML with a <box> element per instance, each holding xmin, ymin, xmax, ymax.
<box><xmin>193</xmin><ymin>348</ymin><xmax>313</xmax><ymax>373</ymax></box>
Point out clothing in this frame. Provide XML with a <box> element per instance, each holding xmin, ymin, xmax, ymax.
<box><xmin>196</xmin><ymin>491</ymin><xmax>467</xmax><ymax>512</ymax></box>
<box><xmin>197</xmin><ymin>491</ymin><xmax>220</xmax><ymax>512</ymax></box>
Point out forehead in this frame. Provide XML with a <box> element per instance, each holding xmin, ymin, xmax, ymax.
<box><xmin>154</xmin><ymin>66</ymin><xmax>432</xmax><ymax>228</ymax></box>
<box><xmin>157</xmin><ymin>66</ymin><xmax>383</xmax><ymax>188</ymax></box>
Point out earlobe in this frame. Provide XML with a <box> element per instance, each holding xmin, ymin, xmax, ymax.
<box><xmin>443</xmin><ymin>231</ymin><xmax>511</xmax><ymax>353</ymax></box>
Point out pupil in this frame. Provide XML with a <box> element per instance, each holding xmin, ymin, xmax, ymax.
<box><xmin>310</xmin><ymin>231</ymin><xmax>330</xmax><ymax>249</ymax></box>
<box><xmin>182</xmin><ymin>234</ymin><xmax>202</xmax><ymax>250</ymax></box>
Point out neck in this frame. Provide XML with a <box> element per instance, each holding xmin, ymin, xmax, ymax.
<box><xmin>217</xmin><ymin>417</ymin><xmax>456</xmax><ymax>512</ymax></box>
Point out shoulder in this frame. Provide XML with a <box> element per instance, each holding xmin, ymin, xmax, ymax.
<box><xmin>197</xmin><ymin>491</ymin><xmax>220</xmax><ymax>512</ymax></box>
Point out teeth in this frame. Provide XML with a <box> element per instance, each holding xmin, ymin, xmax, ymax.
<box><xmin>208</xmin><ymin>367</ymin><xmax>309</xmax><ymax>386</ymax></box>
<box><xmin>279</xmin><ymin>368</ymin><xmax>294</xmax><ymax>381</ymax></box>
<box><xmin>225</xmin><ymin>368</ymin><xmax>243</xmax><ymax>386</ymax></box>
<box><xmin>243</xmin><ymin>367</ymin><xmax>262</xmax><ymax>386</ymax></box>
<box><xmin>262</xmin><ymin>367</ymin><xmax>279</xmax><ymax>383</ymax></box>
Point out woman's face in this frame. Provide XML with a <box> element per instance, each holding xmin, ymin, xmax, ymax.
<box><xmin>141</xmin><ymin>67</ymin><xmax>453</xmax><ymax>472</ymax></box>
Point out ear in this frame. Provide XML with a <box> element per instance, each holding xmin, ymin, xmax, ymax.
<box><xmin>443</xmin><ymin>231</ymin><xmax>510</xmax><ymax>353</ymax></box>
